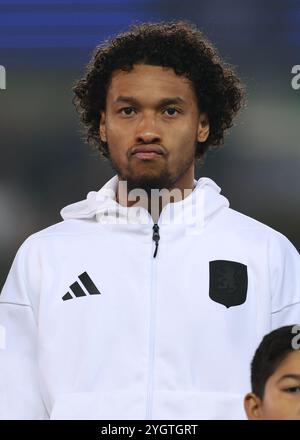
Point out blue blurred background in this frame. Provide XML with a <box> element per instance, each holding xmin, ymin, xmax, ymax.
<box><xmin>0</xmin><ymin>0</ymin><xmax>299</xmax><ymax>286</ymax></box>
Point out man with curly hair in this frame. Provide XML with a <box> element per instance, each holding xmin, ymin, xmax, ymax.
<box><xmin>0</xmin><ymin>21</ymin><xmax>299</xmax><ymax>420</ymax></box>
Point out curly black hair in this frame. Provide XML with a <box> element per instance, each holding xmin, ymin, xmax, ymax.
<box><xmin>73</xmin><ymin>21</ymin><xmax>245</xmax><ymax>161</ymax></box>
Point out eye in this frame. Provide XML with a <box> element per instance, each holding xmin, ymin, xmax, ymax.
<box><xmin>285</xmin><ymin>387</ymin><xmax>300</xmax><ymax>393</ymax></box>
<box><xmin>120</xmin><ymin>107</ymin><xmax>136</xmax><ymax>116</ymax></box>
<box><xmin>164</xmin><ymin>107</ymin><xmax>180</xmax><ymax>116</ymax></box>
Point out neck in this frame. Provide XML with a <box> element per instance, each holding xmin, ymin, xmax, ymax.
<box><xmin>116</xmin><ymin>167</ymin><xmax>195</xmax><ymax>222</ymax></box>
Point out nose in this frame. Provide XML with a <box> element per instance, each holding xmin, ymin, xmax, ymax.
<box><xmin>135</xmin><ymin>113</ymin><xmax>161</xmax><ymax>144</ymax></box>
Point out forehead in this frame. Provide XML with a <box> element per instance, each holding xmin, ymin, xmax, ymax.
<box><xmin>276</xmin><ymin>350</ymin><xmax>300</xmax><ymax>374</ymax></box>
<box><xmin>267</xmin><ymin>350</ymin><xmax>300</xmax><ymax>386</ymax></box>
<box><xmin>107</xmin><ymin>64</ymin><xmax>196</xmax><ymax>102</ymax></box>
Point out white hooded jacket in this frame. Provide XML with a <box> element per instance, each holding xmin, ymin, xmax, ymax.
<box><xmin>0</xmin><ymin>175</ymin><xmax>299</xmax><ymax>420</ymax></box>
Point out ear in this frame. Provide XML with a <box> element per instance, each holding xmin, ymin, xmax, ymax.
<box><xmin>99</xmin><ymin>111</ymin><xmax>107</xmax><ymax>142</ymax></box>
<box><xmin>197</xmin><ymin>112</ymin><xmax>209</xmax><ymax>143</ymax></box>
<box><xmin>244</xmin><ymin>392</ymin><xmax>263</xmax><ymax>420</ymax></box>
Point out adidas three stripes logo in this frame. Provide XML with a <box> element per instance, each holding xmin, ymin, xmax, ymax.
<box><xmin>62</xmin><ymin>271</ymin><xmax>101</xmax><ymax>301</ymax></box>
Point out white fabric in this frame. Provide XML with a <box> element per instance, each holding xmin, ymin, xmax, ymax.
<box><xmin>0</xmin><ymin>175</ymin><xmax>299</xmax><ymax>420</ymax></box>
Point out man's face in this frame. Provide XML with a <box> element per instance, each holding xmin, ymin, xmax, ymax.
<box><xmin>99</xmin><ymin>64</ymin><xmax>209</xmax><ymax>192</ymax></box>
<box><xmin>245</xmin><ymin>350</ymin><xmax>300</xmax><ymax>420</ymax></box>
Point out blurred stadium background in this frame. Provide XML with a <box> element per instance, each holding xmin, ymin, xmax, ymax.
<box><xmin>0</xmin><ymin>0</ymin><xmax>299</xmax><ymax>286</ymax></box>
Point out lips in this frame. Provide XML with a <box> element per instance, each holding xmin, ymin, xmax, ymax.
<box><xmin>131</xmin><ymin>145</ymin><xmax>164</xmax><ymax>160</ymax></box>
<box><xmin>133</xmin><ymin>152</ymin><xmax>162</xmax><ymax>160</ymax></box>
<box><xmin>131</xmin><ymin>144</ymin><xmax>164</xmax><ymax>156</ymax></box>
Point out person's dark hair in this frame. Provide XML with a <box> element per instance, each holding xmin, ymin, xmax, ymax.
<box><xmin>251</xmin><ymin>325</ymin><xmax>299</xmax><ymax>399</ymax></box>
<box><xmin>73</xmin><ymin>20</ymin><xmax>245</xmax><ymax>162</ymax></box>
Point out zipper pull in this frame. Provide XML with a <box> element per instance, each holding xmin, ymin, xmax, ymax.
<box><xmin>152</xmin><ymin>223</ymin><xmax>160</xmax><ymax>258</ymax></box>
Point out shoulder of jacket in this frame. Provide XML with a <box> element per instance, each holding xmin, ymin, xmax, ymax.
<box><xmin>18</xmin><ymin>219</ymin><xmax>96</xmax><ymax>250</ymax></box>
<box><xmin>225</xmin><ymin>207</ymin><xmax>282</xmax><ymax>235</ymax></box>
<box><xmin>225</xmin><ymin>208</ymin><xmax>299</xmax><ymax>255</ymax></box>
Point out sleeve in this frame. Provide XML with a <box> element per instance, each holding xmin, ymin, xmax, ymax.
<box><xmin>270</xmin><ymin>232</ymin><xmax>300</xmax><ymax>329</ymax></box>
<box><xmin>0</xmin><ymin>241</ymin><xmax>48</xmax><ymax>419</ymax></box>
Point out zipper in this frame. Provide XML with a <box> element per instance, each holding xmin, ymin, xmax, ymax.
<box><xmin>145</xmin><ymin>223</ymin><xmax>160</xmax><ymax>419</ymax></box>
<box><xmin>152</xmin><ymin>223</ymin><xmax>160</xmax><ymax>258</ymax></box>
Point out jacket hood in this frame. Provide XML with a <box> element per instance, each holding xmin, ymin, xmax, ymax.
<box><xmin>60</xmin><ymin>175</ymin><xmax>229</xmax><ymax>228</ymax></box>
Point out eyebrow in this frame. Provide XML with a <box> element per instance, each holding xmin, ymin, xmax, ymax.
<box><xmin>276</xmin><ymin>374</ymin><xmax>300</xmax><ymax>384</ymax></box>
<box><xmin>114</xmin><ymin>96</ymin><xmax>187</xmax><ymax>107</ymax></box>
